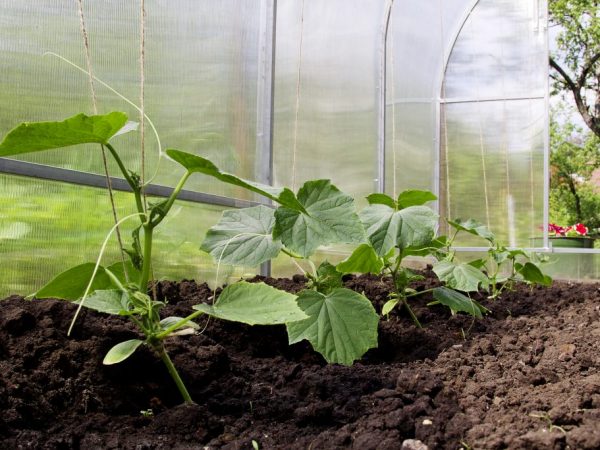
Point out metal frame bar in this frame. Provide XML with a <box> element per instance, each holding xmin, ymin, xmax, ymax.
<box><xmin>0</xmin><ymin>157</ymin><xmax>261</xmax><ymax>208</ymax></box>
<box><xmin>376</xmin><ymin>0</ymin><xmax>395</xmax><ymax>193</ymax></box>
<box><xmin>256</xmin><ymin>0</ymin><xmax>277</xmax><ymax>277</ymax></box>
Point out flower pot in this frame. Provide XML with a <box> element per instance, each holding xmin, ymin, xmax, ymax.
<box><xmin>531</xmin><ymin>236</ymin><xmax>595</xmax><ymax>249</ymax></box>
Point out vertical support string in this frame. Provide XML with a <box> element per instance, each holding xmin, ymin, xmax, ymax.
<box><xmin>75</xmin><ymin>0</ymin><xmax>129</xmax><ymax>281</ymax></box>
<box><xmin>139</xmin><ymin>0</ymin><xmax>146</xmax><ymax>192</ymax></box>
<box><xmin>290</xmin><ymin>0</ymin><xmax>305</xmax><ymax>192</ymax></box>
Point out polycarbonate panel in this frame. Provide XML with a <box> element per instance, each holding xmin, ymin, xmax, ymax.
<box><xmin>384</xmin><ymin>102</ymin><xmax>436</xmax><ymax>196</ymax></box>
<box><xmin>0</xmin><ymin>174</ymin><xmax>253</xmax><ymax>296</ymax></box>
<box><xmin>444</xmin><ymin>0</ymin><xmax>547</xmax><ymax>100</ymax></box>
<box><xmin>0</xmin><ymin>1</ymin><xmax>264</xmax><ymax>201</ymax></box>
<box><xmin>273</xmin><ymin>0</ymin><xmax>384</xmax><ymax>200</ymax></box>
<box><xmin>441</xmin><ymin>99</ymin><xmax>545</xmax><ymax>247</ymax></box>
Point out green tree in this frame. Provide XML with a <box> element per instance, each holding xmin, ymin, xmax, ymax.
<box><xmin>549</xmin><ymin>0</ymin><xmax>600</xmax><ymax>138</ymax></box>
<box><xmin>549</xmin><ymin>112</ymin><xmax>600</xmax><ymax>229</ymax></box>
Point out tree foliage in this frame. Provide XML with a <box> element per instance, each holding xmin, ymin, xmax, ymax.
<box><xmin>549</xmin><ymin>0</ymin><xmax>600</xmax><ymax>138</ymax></box>
<box><xmin>549</xmin><ymin>112</ymin><xmax>600</xmax><ymax>229</ymax></box>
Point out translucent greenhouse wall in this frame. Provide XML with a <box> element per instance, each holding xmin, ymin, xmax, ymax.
<box><xmin>1</xmin><ymin>0</ymin><xmax>587</xmax><ymax>295</ymax></box>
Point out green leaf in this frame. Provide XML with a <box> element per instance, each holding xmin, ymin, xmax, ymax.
<box><xmin>381</xmin><ymin>299</ymin><xmax>399</xmax><ymax>316</ymax></box>
<box><xmin>103</xmin><ymin>339</ymin><xmax>144</xmax><ymax>365</ymax></box>
<box><xmin>192</xmin><ymin>281</ymin><xmax>307</xmax><ymax>325</ymax></box>
<box><xmin>201</xmin><ymin>205</ymin><xmax>282</xmax><ymax>267</ymax></box>
<box><xmin>165</xmin><ymin>149</ymin><xmax>284</xmax><ymax>203</ymax></box>
<box><xmin>273</xmin><ymin>180</ymin><xmax>365</xmax><ymax>257</ymax></box>
<box><xmin>448</xmin><ymin>218</ymin><xmax>495</xmax><ymax>243</ymax></box>
<box><xmin>312</xmin><ymin>261</ymin><xmax>343</xmax><ymax>294</ymax></box>
<box><xmin>106</xmin><ymin>261</ymin><xmax>141</xmax><ymax>286</ymax></box>
<box><xmin>360</xmin><ymin>204</ymin><xmax>438</xmax><ymax>256</ymax></box>
<box><xmin>366</xmin><ymin>193</ymin><xmax>396</xmax><ymax>209</ymax></box>
<box><xmin>336</xmin><ymin>244</ymin><xmax>384</xmax><ymax>274</ymax></box>
<box><xmin>75</xmin><ymin>289</ymin><xmax>130</xmax><ymax>315</ymax></box>
<box><xmin>397</xmin><ymin>190</ymin><xmax>437</xmax><ymax>209</ymax></box>
<box><xmin>432</xmin><ymin>287</ymin><xmax>487</xmax><ymax>318</ymax></box>
<box><xmin>160</xmin><ymin>316</ymin><xmax>200</xmax><ymax>331</ymax></box>
<box><xmin>33</xmin><ymin>263</ymin><xmax>114</xmax><ymax>300</ymax></box>
<box><xmin>433</xmin><ymin>260</ymin><xmax>489</xmax><ymax>292</ymax></box>
<box><xmin>286</xmin><ymin>288</ymin><xmax>379</xmax><ymax>365</ymax></box>
<box><xmin>517</xmin><ymin>262</ymin><xmax>552</xmax><ymax>286</ymax></box>
<box><xmin>0</xmin><ymin>112</ymin><xmax>129</xmax><ymax>156</ymax></box>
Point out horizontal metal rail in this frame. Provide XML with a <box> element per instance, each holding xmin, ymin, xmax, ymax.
<box><xmin>0</xmin><ymin>158</ymin><xmax>262</xmax><ymax>209</ymax></box>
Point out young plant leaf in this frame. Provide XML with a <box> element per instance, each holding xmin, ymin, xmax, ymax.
<box><xmin>312</xmin><ymin>261</ymin><xmax>343</xmax><ymax>294</ymax></box>
<box><xmin>381</xmin><ymin>298</ymin><xmax>399</xmax><ymax>316</ymax></box>
<box><xmin>33</xmin><ymin>263</ymin><xmax>114</xmax><ymax>300</ymax></box>
<box><xmin>0</xmin><ymin>112</ymin><xmax>129</xmax><ymax>156</ymax></box>
<box><xmin>433</xmin><ymin>260</ymin><xmax>489</xmax><ymax>292</ymax></box>
<box><xmin>366</xmin><ymin>193</ymin><xmax>397</xmax><ymax>209</ymax></box>
<box><xmin>201</xmin><ymin>205</ymin><xmax>282</xmax><ymax>267</ymax></box>
<box><xmin>431</xmin><ymin>287</ymin><xmax>488</xmax><ymax>318</ymax></box>
<box><xmin>192</xmin><ymin>281</ymin><xmax>307</xmax><ymax>325</ymax></box>
<box><xmin>103</xmin><ymin>339</ymin><xmax>144</xmax><ymax>365</ymax></box>
<box><xmin>273</xmin><ymin>180</ymin><xmax>365</xmax><ymax>257</ymax></box>
<box><xmin>516</xmin><ymin>262</ymin><xmax>552</xmax><ymax>286</ymax></box>
<box><xmin>165</xmin><ymin>149</ymin><xmax>284</xmax><ymax>202</ymax></box>
<box><xmin>336</xmin><ymin>244</ymin><xmax>384</xmax><ymax>274</ymax></box>
<box><xmin>106</xmin><ymin>261</ymin><xmax>142</xmax><ymax>286</ymax></box>
<box><xmin>360</xmin><ymin>204</ymin><xmax>438</xmax><ymax>256</ymax></box>
<box><xmin>397</xmin><ymin>190</ymin><xmax>437</xmax><ymax>209</ymax></box>
<box><xmin>286</xmin><ymin>288</ymin><xmax>379</xmax><ymax>366</ymax></box>
<box><xmin>75</xmin><ymin>289</ymin><xmax>130</xmax><ymax>315</ymax></box>
<box><xmin>160</xmin><ymin>316</ymin><xmax>200</xmax><ymax>332</ymax></box>
<box><xmin>448</xmin><ymin>218</ymin><xmax>495</xmax><ymax>243</ymax></box>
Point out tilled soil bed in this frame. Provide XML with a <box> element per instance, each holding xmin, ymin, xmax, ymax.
<box><xmin>1</xmin><ymin>272</ymin><xmax>599</xmax><ymax>449</ymax></box>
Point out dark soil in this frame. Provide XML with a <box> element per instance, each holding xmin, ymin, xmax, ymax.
<box><xmin>1</xmin><ymin>271</ymin><xmax>599</xmax><ymax>449</ymax></box>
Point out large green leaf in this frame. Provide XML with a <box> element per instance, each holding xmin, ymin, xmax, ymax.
<box><xmin>201</xmin><ymin>205</ymin><xmax>282</xmax><ymax>267</ymax></box>
<box><xmin>75</xmin><ymin>289</ymin><xmax>130</xmax><ymax>315</ymax></box>
<box><xmin>33</xmin><ymin>263</ymin><xmax>114</xmax><ymax>300</ymax></box>
<box><xmin>286</xmin><ymin>288</ymin><xmax>379</xmax><ymax>365</ymax></box>
<box><xmin>165</xmin><ymin>149</ymin><xmax>284</xmax><ymax>203</ymax></box>
<box><xmin>103</xmin><ymin>339</ymin><xmax>144</xmax><ymax>365</ymax></box>
<box><xmin>397</xmin><ymin>190</ymin><xmax>437</xmax><ymax>209</ymax></box>
<box><xmin>516</xmin><ymin>262</ymin><xmax>552</xmax><ymax>286</ymax></box>
<box><xmin>273</xmin><ymin>180</ymin><xmax>365</xmax><ymax>257</ymax></box>
<box><xmin>0</xmin><ymin>112</ymin><xmax>129</xmax><ymax>156</ymax></box>
<box><xmin>433</xmin><ymin>260</ymin><xmax>489</xmax><ymax>292</ymax></box>
<box><xmin>431</xmin><ymin>287</ymin><xmax>487</xmax><ymax>318</ymax></box>
<box><xmin>448</xmin><ymin>218</ymin><xmax>495</xmax><ymax>243</ymax></box>
<box><xmin>192</xmin><ymin>281</ymin><xmax>307</xmax><ymax>325</ymax></box>
<box><xmin>336</xmin><ymin>244</ymin><xmax>384</xmax><ymax>274</ymax></box>
<box><xmin>360</xmin><ymin>204</ymin><xmax>438</xmax><ymax>256</ymax></box>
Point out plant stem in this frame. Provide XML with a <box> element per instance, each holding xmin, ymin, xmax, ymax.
<box><xmin>151</xmin><ymin>172</ymin><xmax>190</xmax><ymax>227</ymax></box>
<box><xmin>156</xmin><ymin>343</ymin><xmax>193</xmax><ymax>403</ymax></box>
<box><xmin>139</xmin><ymin>225</ymin><xmax>153</xmax><ymax>291</ymax></box>
<box><xmin>155</xmin><ymin>310</ymin><xmax>204</xmax><ymax>340</ymax></box>
<box><xmin>105</xmin><ymin>143</ymin><xmax>146</xmax><ymax>215</ymax></box>
<box><xmin>405</xmin><ymin>287</ymin><xmax>436</xmax><ymax>298</ymax></box>
<box><xmin>401</xmin><ymin>297</ymin><xmax>423</xmax><ymax>328</ymax></box>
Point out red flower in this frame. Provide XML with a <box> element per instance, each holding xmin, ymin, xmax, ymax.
<box><xmin>573</xmin><ymin>223</ymin><xmax>588</xmax><ymax>236</ymax></box>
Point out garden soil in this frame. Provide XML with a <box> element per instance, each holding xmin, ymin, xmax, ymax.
<box><xmin>1</xmin><ymin>271</ymin><xmax>599</xmax><ymax>449</ymax></box>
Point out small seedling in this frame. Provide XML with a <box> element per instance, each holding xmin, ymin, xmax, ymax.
<box><xmin>140</xmin><ymin>409</ymin><xmax>154</xmax><ymax>417</ymax></box>
<box><xmin>529</xmin><ymin>412</ymin><xmax>567</xmax><ymax>434</ymax></box>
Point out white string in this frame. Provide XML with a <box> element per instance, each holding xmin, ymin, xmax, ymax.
<box><xmin>291</xmin><ymin>0</ymin><xmax>306</xmax><ymax>191</ymax></box>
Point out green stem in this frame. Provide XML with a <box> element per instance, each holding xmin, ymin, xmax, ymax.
<box><xmin>154</xmin><ymin>310</ymin><xmax>205</xmax><ymax>340</ymax></box>
<box><xmin>281</xmin><ymin>248</ymin><xmax>303</xmax><ymax>259</ymax></box>
<box><xmin>105</xmin><ymin>143</ymin><xmax>146</xmax><ymax>215</ymax></box>
<box><xmin>405</xmin><ymin>287</ymin><xmax>437</xmax><ymax>298</ymax></box>
<box><xmin>156</xmin><ymin>343</ymin><xmax>193</xmax><ymax>404</ymax></box>
<box><xmin>151</xmin><ymin>172</ymin><xmax>190</xmax><ymax>227</ymax></box>
<box><xmin>139</xmin><ymin>225</ymin><xmax>153</xmax><ymax>291</ymax></box>
<box><xmin>401</xmin><ymin>297</ymin><xmax>423</xmax><ymax>329</ymax></box>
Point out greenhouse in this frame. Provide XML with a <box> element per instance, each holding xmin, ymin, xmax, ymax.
<box><xmin>0</xmin><ymin>0</ymin><xmax>599</xmax><ymax>448</ymax></box>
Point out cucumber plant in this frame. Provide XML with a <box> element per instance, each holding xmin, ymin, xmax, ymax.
<box><xmin>433</xmin><ymin>218</ymin><xmax>552</xmax><ymax>300</ymax></box>
<box><xmin>0</xmin><ymin>112</ymin><xmax>308</xmax><ymax>403</ymax></box>
<box><xmin>340</xmin><ymin>190</ymin><xmax>488</xmax><ymax>326</ymax></box>
<box><xmin>201</xmin><ymin>180</ymin><xmax>380</xmax><ymax>365</ymax></box>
